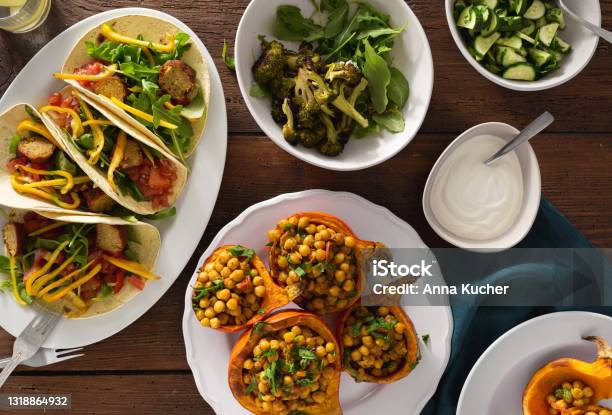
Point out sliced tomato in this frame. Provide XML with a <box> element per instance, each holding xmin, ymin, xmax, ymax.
<box><xmin>48</xmin><ymin>92</ymin><xmax>62</xmax><ymax>106</ymax></box>
<box><xmin>127</xmin><ymin>276</ymin><xmax>145</xmax><ymax>291</ymax></box>
<box><xmin>148</xmin><ymin>168</ymin><xmax>172</xmax><ymax>190</ymax></box>
<box><xmin>80</xmin><ymin>276</ymin><xmax>102</xmax><ymax>300</ymax></box>
<box><xmin>113</xmin><ymin>270</ymin><xmax>125</xmax><ymax>294</ymax></box>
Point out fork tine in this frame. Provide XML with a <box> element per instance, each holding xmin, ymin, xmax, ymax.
<box><xmin>54</xmin><ymin>353</ymin><xmax>84</xmax><ymax>364</ymax></box>
<box><xmin>56</xmin><ymin>347</ymin><xmax>83</xmax><ymax>356</ymax></box>
<box><xmin>32</xmin><ymin>312</ymin><xmax>61</xmax><ymax>337</ymax></box>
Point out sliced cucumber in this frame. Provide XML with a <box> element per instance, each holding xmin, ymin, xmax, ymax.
<box><xmin>503</xmin><ymin>63</ymin><xmax>537</xmax><ymax>81</ymax></box>
<box><xmin>497</xmin><ymin>16</ymin><xmax>524</xmax><ymax>31</ymax></box>
<box><xmin>516</xmin><ymin>47</ymin><xmax>528</xmax><ymax>57</ymax></box>
<box><xmin>474</xmin><ymin>32</ymin><xmax>502</xmax><ymax>58</ymax></box>
<box><xmin>475</xmin><ymin>0</ymin><xmax>499</xmax><ymax>9</ymax></box>
<box><xmin>528</xmin><ymin>48</ymin><xmax>553</xmax><ymax>67</ymax></box>
<box><xmin>510</xmin><ymin>0</ymin><xmax>531</xmax><ymax>15</ymax></box>
<box><xmin>454</xmin><ymin>0</ymin><xmax>467</xmax><ymax>20</ymax></box>
<box><xmin>474</xmin><ymin>5</ymin><xmax>491</xmax><ymax>31</ymax></box>
<box><xmin>523</xmin><ymin>0</ymin><xmax>545</xmax><ymax>20</ymax></box>
<box><xmin>546</xmin><ymin>7</ymin><xmax>566</xmax><ymax>29</ymax></box>
<box><xmin>537</xmin><ymin>22</ymin><xmax>559</xmax><ymax>47</ymax></box>
<box><xmin>481</xmin><ymin>12</ymin><xmax>499</xmax><ymax>36</ymax></box>
<box><xmin>457</xmin><ymin>6</ymin><xmax>479</xmax><ymax>29</ymax></box>
<box><xmin>498</xmin><ymin>46</ymin><xmax>527</xmax><ymax>67</ymax></box>
<box><xmin>551</xmin><ymin>35</ymin><xmax>571</xmax><ymax>54</ymax></box>
<box><xmin>496</xmin><ymin>35</ymin><xmax>523</xmax><ymax>50</ymax></box>
<box><xmin>519</xmin><ymin>19</ymin><xmax>536</xmax><ymax>36</ymax></box>
<box><xmin>517</xmin><ymin>31</ymin><xmax>536</xmax><ymax>45</ymax></box>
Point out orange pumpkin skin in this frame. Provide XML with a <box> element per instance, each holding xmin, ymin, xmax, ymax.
<box><xmin>523</xmin><ymin>337</ymin><xmax>612</xmax><ymax>415</ymax></box>
<box><xmin>268</xmin><ymin>212</ymin><xmax>383</xmax><ymax>315</ymax></box>
<box><xmin>228</xmin><ymin>310</ymin><xmax>343</xmax><ymax>415</ymax></box>
<box><xmin>336</xmin><ymin>303</ymin><xmax>420</xmax><ymax>384</ymax></box>
<box><xmin>192</xmin><ymin>245</ymin><xmax>289</xmax><ymax>333</ymax></box>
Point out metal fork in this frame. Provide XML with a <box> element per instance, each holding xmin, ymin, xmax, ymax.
<box><xmin>0</xmin><ymin>347</ymin><xmax>83</xmax><ymax>368</ymax></box>
<box><xmin>557</xmin><ymin>0</ymin><xmax>612</xmax><ymax>44</ymax></box>
<box><xmin>0</xmin><ymin>305</ymin><xmax>61</xmax><ymax>389</ymax></box>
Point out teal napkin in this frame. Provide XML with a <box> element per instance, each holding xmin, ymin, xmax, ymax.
<box><xmin>422</xmin><ymin>198</ymin><xmax>612</xmax><ymax>414</ymax></box>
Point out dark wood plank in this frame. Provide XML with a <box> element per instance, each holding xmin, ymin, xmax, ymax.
<box><xmin>0</xmin><ymin>132</ymin><xmax>609</xmax><ymax>371</ymax></box>
<box><xmin>0</xmin><ymin>374</ymin><xmax>215</xmax><ymax>415</ymax></box>
<box><xmin>1</xmin><ymin>1</ymin><xmax>611</xmax><ymax>133</ymax></box>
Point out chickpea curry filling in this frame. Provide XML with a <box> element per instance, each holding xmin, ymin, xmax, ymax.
<box><xmin>342</xmin><ymin>306</ymin><xmax>411</xmax><ymax>381</ymax></box>
<box><xmin>192</xmin><ymin>246</ymin><xmax>267</xmax><ymax>330</ymax></box>
<box><xmin>268</xmin><ymin>215</ymin><xmax>359</xmax><ymax>313</ymax></box>
<box><xmin>241</xmin><ymin>323</ymin><xmax>337</xmax><ymax>414</ymax></box>
<box><xmin>546</xmin><ymin>381</ymin><xmax>610</xmax><ymax>415</ymax></box>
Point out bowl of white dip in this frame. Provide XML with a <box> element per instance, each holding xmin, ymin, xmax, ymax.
<box><xmin>423</xmin><ymin>122</ymin><xmax>541</xmax><ymax>252</ymax></box>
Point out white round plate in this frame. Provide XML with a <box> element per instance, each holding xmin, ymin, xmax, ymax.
<box><xmin>182</xmin><ymin>190</ymin><xmax>453</xmax><ymax>415</ymax></box>
<box><xmin>445</xmin><ymin>0</ymin><xmax>601</xmax><ymax>91</ymax></box>
<box><xmin>458</xmin><ymin>311</ymin><xmax>612</xmax><ymax>415</ymax></box>
<box><xmin>234</xmin><ymin>0</ymin><xmax>434</xmax><ymax>171</ymax></box>
<box><xmin>0</xmin><ymin>8</ymin><xmax>227</xmax><ymax>348</ymax></box>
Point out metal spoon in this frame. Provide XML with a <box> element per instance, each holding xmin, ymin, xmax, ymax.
<box><xmin>484</xmin><ymin>112</ymin><xmax>554</xmax><ymax>166</ymax></box>
<box><xmin>557</xmin><ymin>0</ymin><xmax>612</xmax><ymax>44</ymax></box>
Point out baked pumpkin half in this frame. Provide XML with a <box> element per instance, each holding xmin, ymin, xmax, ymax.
<box><xmin>337</xmin><ymin>303</ymin><xmax>420</xmax><ymax>383</ymax></box>
<box><xmin>267</xmin><ymin>212</ymin><xmax>382</xmax><ymax>315</ymax></box>
<box><xmin>191</xmin><ymin>245</ymin><xmax>289</xmax><ymax>332</ymax></box>
<box><xmin>228</xmin><ymin>310</ymin><xmax>342</xmax><ymax>415</ymax></box>
<box><xmin>523</xmin><ymin>336</ymin><xmax>612</xmax><ymax>415</ymax></box>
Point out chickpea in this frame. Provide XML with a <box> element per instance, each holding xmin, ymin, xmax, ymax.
<box><xmin>299</xmin><ymin>245</ymin><xmax>311</xmax><ymax>257</ymax></box>
<box><xmin>200</xmin><ymin>317</ymin><xmax>210</xmax><ymax>327</ymax></box>
<box><xmin>270</xmin><ymin>339</ymin><xmax>280</xmax><ymax>349</ymax></box>
<box><xmin>343</xmin><ymin>279</ymin><xmax>355</xmax><ymax>292</ymax></box>
<box><xmin>288</xmin><ymin>252</ymin><xmax>301</xmax><ymax>265</ymax></box>
<box><xmin>306</xmin><ymin>224</ymin><xmax>317</xmax><ymax>234</ymax></box>
<box><xmin>204</xmin><ymin>307</ymin><xmax>215</xmax><ymax>318</ymax></box>
<box><xmin>350</xmin><ymin>350</ymin><xmax>362</xmax><ymax>361</ymax></box>
<box><xmin>254</xmin><ymin>285</ymin><xmax>266</xmax><ymax>297</ymax></box>
<box><xmin>268</xmin><ymin>229</ymin><xmax>281</xmax><ymax>241</ymax></box>
<box><xmin>312</xmin><ymin>392</ymin><xmax>326</xmax><ymax>404</ymax></box>
<box><xmin>258</xmin><ymin>382</ymin><xmax>269</xmax><ymax>393</ymax></box>
<box><xmin>378</xmin><ymin>306</ymin><xmax>390</xmax><ymax>316</ymax></box>
<box><xmin>218</xmin><ymin>251</ymin><xmax>230</xmax><ymax>264</ymax></box>
<box><xmin>316</xmin><ymin>346</ymin><xmax>326</xmax><ymax>358</ymax></box>
<box><xmin>362</xmin><ymin>336</ymin><xmax>373</xmax><ymax>347</ymax></box>
<box><xmin>193</xmin><ymin>281</ymin><xmax>203</xmax><ymax>289</ymax></box>
<box><xmin>395</xmin><ymin>323</ymin><xmax>406</xmax><ymax>334</ymax></box>
<box><xmin>283</xmin><ymin>332</ymin><xmax>295</xmax><ymax>343</ymax></box>
<box><xmin>312</xmin><ymin>298</ymin><xmax>325</xmax><ymax>310</ymax></box>
<box><xmin>214</xmin><ymin>300</ymin><xmax>226</xmax><ymax>313</ymax></box>
<box><xmin>198</xmin><ymin>298</ymin><xmax>210</xmax><ymax>309</ymax></box>
<box><xmin>303</xmin><ymin>235</ymin><xmax>314</xmax><ymax>246</ymax></box>
<box><xmin>283</xmin><ymin>375</ymin><xmax>294</xmax><ymax>386</ymax></box>
<box><xmin>277</xmin><ymin>256</ymin><xmax>289</xmax><ymax>269</ymax></box>
<box><xmin>214</xmin><ymin>262</ymin><xmax>224</xmax><ymax>273</ymax></box>
<box><xmin>243</xmin><ymin>359</ymin><xmax>254</xmax><ymax>370</ymax></box>
<box><xmin>210</xmin><ymin>318</ymin><xmax>221</xmax><ymax>329</ymax></box>
<box><xmin>226</xmin><ymin>298</ymin><xmax>239</xmax><ymax>311</ymax></box>
<box><xmin>359</xmin><ymin>345</ymin><xmax>370</xmax><ymax>356</ymax></box>
<box><xmin>343</xmin><ymin>335</ymin><xmax>354</xmax><ymax>347</ymax></box>
<box><xmin>329</xmin><ymin>286</ymin><xmax>340</xmax><ymax>297</ymax></box>
<box><xmin>220</xmin><ymin>267</ymin><xmax>230</xmax><ymax>278</ymax></box>
<box><xmin>224</xmin><ymin>278</ymin><xmax>236</xmax><ymax>289</ymax></box>
<box><xmin>583</xmin><ymin>387</ymin><xmax>594</xmax><ymax>398</ymax></box>
<box><xmin>197</xmin><ymin>272</ymin><xmax>208</xmax><ymax>283</ymax></box>
<box><xmin>217</xmin><ymin>289</ymin><xmax>231</xmax><ymax>301</ymax></box>
<box><xmin>340</xmin><ymin>263</ymin><xmax>350</xmax><ymax>272</ymax></box>
<box><xmin>284</xmin><ymin>238</ymin><xmax>297</xmax><ymax>250</ymax></box>
<box><xmin>335</xmin><ymin>270</ymin><xmax>346</xmax><ymax>282</ymax></box>
<box><xmin>298</xmin><ymin>217</ymin><xmax>310</xmax><ymax>229</ymax></box>
<box><xmin>259</xmin><ymin>339</ymin><xmax>270</xmax><ymax>351</ymax></box>
<box><xmin>334</xmin><ymin>253</ymin><xmax>345</xmax><ymax>264</ymax></box>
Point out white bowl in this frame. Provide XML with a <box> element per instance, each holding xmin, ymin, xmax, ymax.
<box><xmin>422</xmin><ymin>122</ymin><xmax>541</xmax><ymax>252</ymax></box>
<box><xmin>445</xmin><ymin>0</ymin><xmax>601</xmax><ymax>91</ymax></box>
<box><xmin>235</xmin><ymin>0</ymin><xmax>434</xmax><ymax>171</ymax></box>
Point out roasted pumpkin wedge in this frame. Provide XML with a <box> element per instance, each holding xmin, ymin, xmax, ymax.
<box><xmin>267</xmin><ymin>212</ymin><xmax>382</xmax><ymax>315</ymax></box>
<box><xmin>191</xmin><ymin>245</ymin><xmax>289</xmax><ymax>332</ymax></box>
<box><xmin>523</xmin><ymin>336</ymin><xmax>612</xmax><ymax>415</ymax></box>
<box><xmin>228</xmin><ymin>310</ymin><xmax>342</xmax><ymax>415</ymax></box>
<box><xmin>337</xmin><ymin>303</ymin><xmax>420</xmax><ymax>384</ymax></box>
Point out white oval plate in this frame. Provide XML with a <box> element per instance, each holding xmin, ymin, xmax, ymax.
<box><xmin>458</xmin><ymin>311</ymin><xmax>612</xmax><ymax>415</ymax></box>
<box><xmin>235</xmin><ymin>0</ymin><xmax>434</xmax><ymax>171</ymax></box>
<box><xmin>0</xmin><ymin>8</ymin><xmax>227</xmax><ymax>348</ymax></box>
<box><xmin>182</xmin><ymin>189</ymin><xmax>453</xmax><ymax>415</ymax></box>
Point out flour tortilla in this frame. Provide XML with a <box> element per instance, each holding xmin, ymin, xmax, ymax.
<box><xmin>0</xmin><ymin>103</ymin><xmax>100</xmax><ymax>216</ymax></box>
<box><xmin>61</xmin><ymin>14</ymin><xmax>210</xmax><ymax>159</ymax></box>
<box><xmin>5</xmin><ymin>209</ymin><xmax>161</xmax><ymax>319</ymax></box>
<box><xmin>40</xmin><ymin>87</ymin><xmax>188</xmax><ymax>216</ymax></box>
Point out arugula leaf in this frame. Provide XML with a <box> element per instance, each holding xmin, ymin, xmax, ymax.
<box><xmin>9</xmin><ymin>135</ymin><xmax>21</xmax><ymax>154</ymax></box>
<box><xmin>274</xmin><ymin>5</ymin><xmax>324</xmax><ymax>42</ymax></box>
<box><xmin>362</xmin><ymin>39</ymin><xmax>391</xmax><ymax>114</ymax></box>
<box><xmin>119</xmin><ymin>62</ymin><xmax>160</xmax><ymax>83</ymax></box>
<box><xmin>321</xmin><ymin>0</ymin><xmax>347</xmax><ymax>11</ymax></box>
<box><xmin>324</xmin><ymin>3</ymin><xmax>349</xmax><ymax>39</ymax></box>
<box><xmin>372</xmin><ymin>108</ymin><xmax>405</xmax><ymax>133</ymax></box>
<box><xmin>221</xmin><ymin>40</ymin><xmax>235</xmax><ymax>71</ymax></box>
<box><xmin>387</xmin><ymin>67</ymin><xmax>410</xmax><ymax>109</ymax></box>
<box><xmin>146</xmin><ymin>207</ymin><xmax>177</xmax><ymax>220</ymax></box>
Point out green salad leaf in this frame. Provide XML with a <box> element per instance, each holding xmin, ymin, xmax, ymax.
<box><xmin>362</xmin><ymin>39</ymin><xmax>391</xmax><ymax>114</ymax></box>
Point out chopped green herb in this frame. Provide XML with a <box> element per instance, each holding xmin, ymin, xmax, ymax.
<box><xmin>228</xmin><ymin>245</ymin><xmax>255</xmax><ymax>260</ymax></box>
<box><xmin>221</xmin><ymin>39</ymin><xmax>236</xmax><ymax>71</ymax></box>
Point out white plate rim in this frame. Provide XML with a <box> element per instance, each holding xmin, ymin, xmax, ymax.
<box><xmin>181</xmin><ymin>189</ymin><xmax>454</xmax><ymax>414</ymax></box>
<box><xmin>0</xmin><ymin>7</ymin><xmax>227</xmax><ymax>348</ymax></box>
<box><xmin>457</xmin><ymin>310</ymin><xmax>612</xmax><ymax>414</ymax></box>
<box><xmin>234</xmin><ymin>0</ymin><xmax>434</xmax><ymax>171</ymax></box>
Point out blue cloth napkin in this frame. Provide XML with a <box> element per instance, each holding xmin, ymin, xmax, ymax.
<box><xmin>422</xmin><ymin>198</ymin><xmax>612</xmax><ymax>415</ymax></box>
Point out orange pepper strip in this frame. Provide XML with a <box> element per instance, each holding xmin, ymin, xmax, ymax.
<box><xmin>16</xmin><ymin>120</ymin><xmax>59</xmax><ymax>146</ymax></box>
<box><xmin>42</xmin><ymin>264</ymin><xmax>102</xmax><ymax>303</ymax></box>
<box><xmin>36</xmin><ymin>259</ymin><xmax>95</xmax><ymax>298</ymax></box>
<box><xmin>110</xmin><ymin>97</ymin><xmax>178</xmax><ymax>129</ymax></box>
<box><xmin>28</xmin><ymin>222</ymin><xmax>66</xmax><ymax>237</ymax></box>
<box><xmin>107</xmin><ymin>130</ymin><xmax>126</xmax><ymax>191</ymax></box>
<box><xmin>82</xmin><ymin>120</ymin><xmax>113</xmax><ymax>127</ymax></box>
<box><xmin>9</xmin><ymin>256</ymin><xmax>27</xmax><ymax>306</ymax></box>
<box><xmin>25</xmin><ymin>240</ymin><xmax>69</xmax><ymax>296</ymax></box>
<box><xmin>101</xmin><ymin>23</ymin><xmax>175</xmax><ymax>53</ymax></box>
<box><xmin>17</xmin><ymin>165</ymin><xmax>74</xmax><ymax>194</ymax></box>
<box><xmin>102</xmin><ymin>255</ymin><xmax>160</xmax><ymax>281</ymax></box>
<box><xmin>74</xmin><ymin>94</ymin><xmax>104</xmax><ymax>165</ymax></box>
<box><xmin>39</xmin><ymin>106</ymin><xmax>84</xmax><ymax>139</ymax></box>
<box><xmin>53</xmin><ymin>64</ymin><xmax>117</xmax><ymax>82</ymax></box>
<box><xmin>31</xmin><ymin>252</ymin><xmax>79</xmax><ymax>296</ymax></box>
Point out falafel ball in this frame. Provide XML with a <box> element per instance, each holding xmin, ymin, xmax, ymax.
<box><xmin>17</xmin><ymin>136</ymin><xmax>56</xmax><ymax>162</ymax></box>
<box><xmin>158</xmin><ymin>60</ymin><xmax>198</xmax><ymax>106</ymax></box>
<box><xmin>93</xmin><ymin>76</ymin><xmax>128</xmax><ymax>102</ymax></box>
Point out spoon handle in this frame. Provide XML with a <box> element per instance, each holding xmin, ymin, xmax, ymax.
<box><xmin>484</xmin><ymin>112</ymin><xmax>554</xmax><ymax>166</ymax></box>
<box><xmin>559</xmin><ymin>0</ymin><xmax>612</xmax><ymax>44</ymax></box>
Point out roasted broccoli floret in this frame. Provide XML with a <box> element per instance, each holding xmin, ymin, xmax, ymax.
<box><xmin>325</xmin><ymin>61</ymin><xmax>362</xmax><ymax>86</ymax></box>
<box><xmin>269</xmin><ymin>76</ymin><xmax>296</xmax><ymax>100</ymax></box>
<box><xmin>332</xmin><ymin>83</ymin><xmax>369</xmax><ymax>129</ymax></box>
<box><xmin>271</xmin><ymin>98</ymin><xmax>287</xmax><ymax>125</ymax></box>
<box><xmin>253</xmin><ymin>39</ymin><xmax>286</xmax><ymax>85</ymax></box>
<box><xmin>318</xmin><ymin>114</ymin><xmax>344</xmax><ymax>157</ymax></box>
<box><xmin>339</xmin><ymin>77</ymin><xmax>369</xmax><ymax>134</ymax></box>
<box><xmin>298</xmin><ymin>123</ymin><xmax>325</xmax><ymax>148</ymax></box>
<box><xmin>281</xmin><ymin>98</ymin><xmax>298</xmax><ymax>145</ymax></box>
<box><xmin>286</xmin><ymin>42</ymin><xmax>322</xmax><ymax>71</ymax></box>
<box><xmin>298</xmin><ymin>100</ymin><xmax>320</xmax><ymax>129</ymax></box>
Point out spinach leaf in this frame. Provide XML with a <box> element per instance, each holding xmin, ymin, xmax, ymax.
<box><xmin>321</xmin><ymin>0</ymin><xmax>347</xmax><ymax>11</ymax></box>
<box><xmin>362</xmin><ymin>39</ymin><xmax>391</xmax><ymax>114</ymax></box>
<box><xmin>274</xmin><ymin>5</ymin><xmax>324</xmax><ymax>41</ymax></box>
<box><xmin>119</xmin><ymin>62</ymin><xmax>160</xmax><ymax>83</ymax></box>
<box><xmin>324</xmin><ymin>3</ymin><xmax>349</xmax><ymax>39</ymax></box>
<box><xmin>387</xmin><ymin>67</ymin><xmax>410</xmax><ymax>109</ymax></box>
<box><xmin>372</xmin><ymin>108</ymin><xmax>404</xmax><ymax>133</ymax></box>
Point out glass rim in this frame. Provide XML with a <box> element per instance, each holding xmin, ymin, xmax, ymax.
<box><xmin>0</xmin><ymin>0</ymin><xmax>43</xmax><ymax>23</ymax></box>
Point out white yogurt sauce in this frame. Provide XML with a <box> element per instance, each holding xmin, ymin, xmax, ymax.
<box><xmin>430</xmin><ymin>134</ymin><xmax>524</xmax><ymax>241</ymax></box>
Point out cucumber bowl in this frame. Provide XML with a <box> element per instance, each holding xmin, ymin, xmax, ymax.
<box><xmin>445</xmin><ymin>0</ymin><xmax>601</xmax><ymax>91</ymax></box>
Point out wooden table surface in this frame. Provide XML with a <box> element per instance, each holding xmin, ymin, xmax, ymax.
<box><xmin>0</xmin><ymin>1</ymin><xmax>610</xmax><ymax>414</ymax></box>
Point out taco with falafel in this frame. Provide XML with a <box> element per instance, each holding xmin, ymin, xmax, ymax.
<box><xmin>1</xmin><ymin>209</ymin><xmax>161</xmax><ymax>318</ymax></box>
<box><xmin>54</xmin><ymin>15</ymin><xmax>210</xmax><ymax>161</ymax></box>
